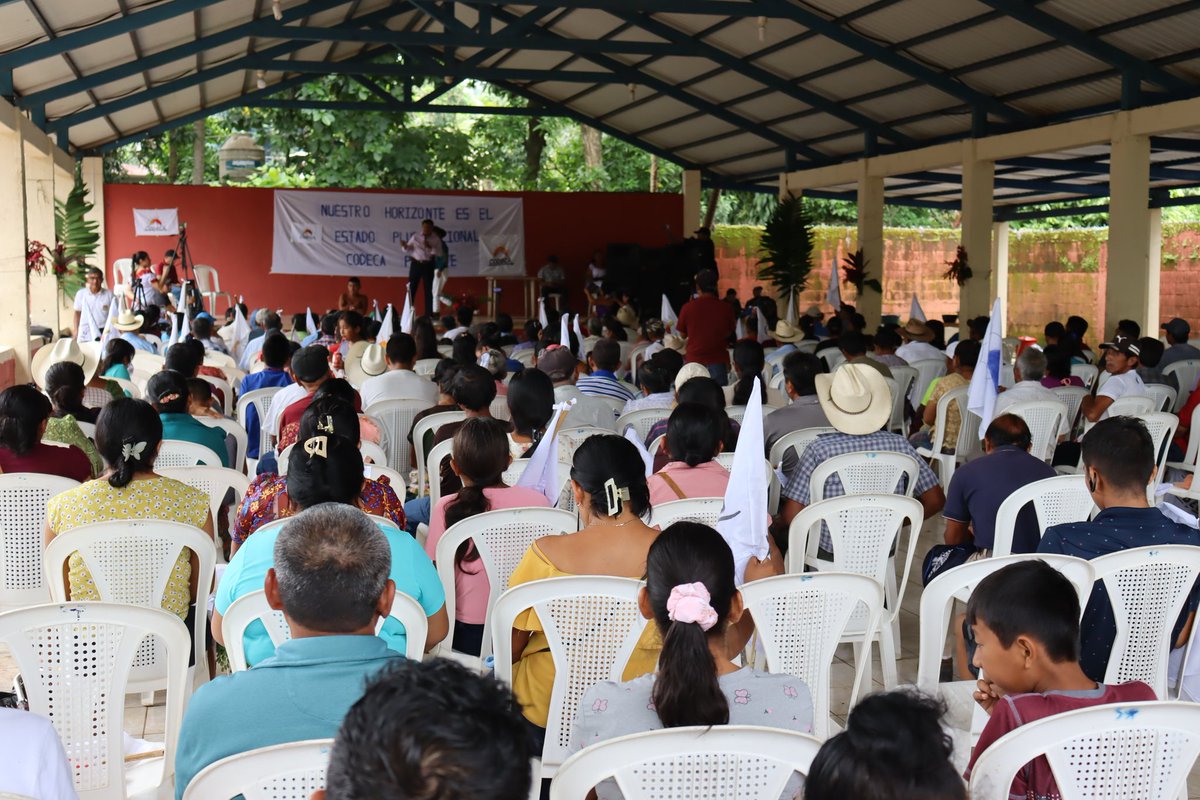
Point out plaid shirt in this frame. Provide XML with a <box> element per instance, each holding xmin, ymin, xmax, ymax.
<box><xmin>782</xmin><ymin>430</ymin><xmax>940</xmax><ymax>552</ymax></box>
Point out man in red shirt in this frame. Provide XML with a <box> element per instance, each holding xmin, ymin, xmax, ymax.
<box><xmin>676</xmin><ymin>268</ymin><xmax>736</xmax><ymax>385</ymax></box>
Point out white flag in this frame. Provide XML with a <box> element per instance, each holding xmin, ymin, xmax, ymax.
<box><xmin>377</xmin><ymin>303</ymin><xmax>395</xmax><ymax>346</ymax></box>
<box><xmin>624</xmin><ymin>425</ymin><xmax>654</xmax><ymax>478</ymax></box>
<box><xmin>516</xmin><ymin>399</ymin><xmax>574</xmax><ymax>504</ymax></box>
<box><xmin>785</xmin><ymin>289</ymin><xmax>797</xmax><ymax>325</ymax></box>
<box><xmin>399</xmin><ymin>289</ymin><xmax>414</xmax><ymax>335</ymax></box>
<box><xmin>825</xmin><ymin>260</ymin><xmax>841</xmax><ymax>311</ymax></box>
<box><xmin>910</xmin><ymin>294</ymin><xmax>927</xmax><ymax>323</ymax></box>
<box><xmin>755</xmin><ymin>306</ymin><xmax>770</xmax><ymax>345</ymax></box>
<box><xmin>176</xmin><ymin>281</ymin><xmax>191</xmax><ymax>346</ymax></box>
<box><xmin>167</xmin><ymin>304</ymin><xmax>179</xmax><ymax>347</ymax></box>
<box><xmin>572</xmin><ymin>314</ymin><xmax>587</xmax><ymax>361</ymax></box>
<box><xmin>661</xmin><ymin>294</ymin><xmax>678</xmax><ymax>329</ymax></box>
<box><xmin>371</xmin><ymin>299</ymin><xmax>381</xmax><ymax>322</ymax></box>
<box><xmin>560</xmin><ymin>311</ymin><xmax>571</xmax><ymax>352</ymax></box>
<box><xmin>538</xmin><ymin>297</ymin><xmax>549</xmax><ymax>329</ymax></box>
<box><xmin>132</xmin><ymin>208</ymin><xmax>179</xmax><ymax>236</ymax></box>
<box><xmin>99</xmin><ymin>293</ymin><xmax>122</xmax><ymax>349</ymax></box>
<box><xmin>431</xmin><ymin>267</ymin><xmax>449</xmax><ymax>311</ymax></box>
<box><xmin>967</xmin><ymin>298</ymin><xmax>1003</xmax><ymax>436</ymax></box>
<box><xmin>306</xmin><ymin>306</ymin><xmax>318</xmax><ymax>336</ymax></box>
<box><xmin>717</xmin><ymin>376</ymin><xmax>769</xmax><ymax>584</ymax></box>
<box><xmin>227</xmin><ymin>298</ymin><xmax>252</xmax><ymax>359</ymax></box>
<box><xmin>735</xmin><ymin>315</ymin><xmax>746</xmax><ymax>340</ymax></box>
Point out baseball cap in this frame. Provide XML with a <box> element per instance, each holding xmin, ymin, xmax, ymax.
<box><xmin>1162</xmin><ymin>318</ymin><xmax>1191</xmax><ymax>340</ymax></box>
<box><xmin>535</xmin><ymin>345</ymin><xmax>577</xmax><ymax>382</ymax></box>
<box><xmin>291</xmin><ymin>345</ymin><xmax>331</xmax><ymax>382</ymax></box>
<box><xmin>1099</xmin><ymin>333</ymin><xmax>1141</xmax><ymax>358</ymax></box>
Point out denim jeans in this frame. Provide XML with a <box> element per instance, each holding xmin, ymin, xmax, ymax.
<box><xmin>404</xmin><ymin>495</ymin><xmax>432</xmax><ymax>535</ymax></box>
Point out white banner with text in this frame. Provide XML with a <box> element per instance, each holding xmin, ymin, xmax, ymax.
<box><xmin>270</xmin><ymin>189</ymin><xmax>525</xmax><ymax>277</ymax></box>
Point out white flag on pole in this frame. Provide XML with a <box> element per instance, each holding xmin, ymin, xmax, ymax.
<box><xmin>371</xmin><ymin>299</ymin><xmax>381</xmax><ymax>322</ymax></box>
<box><xmin>910</xmin><ymin>294</ymin><xmax>927</xmax><ymax>323</ymax></box>
<box><xmin>661</xmin><ymin>294</ymin><xmax>678</xmax><ymax>329</ymax></box>
<box><xmin>624</xmin><ymin>425</ymin><xmax>654</xmax><ymax>478</ymax></box>
<box><xmin>516</xmin><ymin>399</ymin><xmax>574</xmax><ymax>504</ymax></box>
<box><xmin>177</xmin><ymin>281</ymin><xmax>191</xmax><ymax>345</ymax></box>
<box><xmin>538</xmin><ymin>298</ymin><xmax>549</xmax><ymax>329</ymax></box>
<box><xmin>785</xmin><ymin>289</ymin><xmax>797</xmax><ymax>325</ymax></box>
<box><xmin>228</xmin><ymin>297</ymin><xmax>253</xmax><ymax>359</ymax></box>
<box><xmin>735</xmin><ymin>315</ymin><xmax>746</xmax><ymax>340</ymax></box>
<box><xmin>99</xmin><ymin>294</ymin><xmax>122</xmax><ymax>349</ymax></box>
<box><xmin>377</xmin><ymin>304</ymin><xmax>395</xmax><ymax>346</ymax></box>
<box><xmin>755</xmin><ymin>306</ymin><xmax>770</xmax><ymax>344</ymax></box>
<box><xmin>825</xmin><ymin>260</ymin><xmax>841</xmax><ymax>311</ymax></box>
<box><xmin>167</xmin><ymin>303</ymin><xmax>179</xmax><ymax>347</ymax></box>
<box><xmin>967</xmin><ymin>297</ymin><xmax>1004</xmax><ymax>435</ymax></box>
<box><xmin>306</xmin><ymin>306</ymin><xmax>318</xmax><ymax>336</ymax></box>
<box><xmin>717</xmin><ymin>376</ymin><xmax>770</xmax><ymax>584</ymax></box>
<box><xmin>559</xmin><ymin>311</ymin><xmax>571</xmax><ymax>352</ymax></box>
<box><xmin>431</xmin><ymin>267</ymin><xmax>448</xmax><ymax>312</ymax></box>
<box><xmin>399</xmin><ymin>289</ymin><xmax>414</xmax><ymax>335</ymax></box>
<box><xmin>572</xmin><ymin>314</ymin><xmax>587</xmax><ymax>361</ymax></box>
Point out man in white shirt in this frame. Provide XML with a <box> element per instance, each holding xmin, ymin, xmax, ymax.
<box><xmin>0</xmin><ymin>707</ymin><xmax>78</xmax><ymax>799</ymax></box>
<box><xmin>1081</xmin><ymin>334</ymin><xmax>1146</xmax><ymax>422</ymax></box>
<box><xmin>402</xmin><ymin>219</ymin><xmax>444</xmax><ymax>317</ymax></box>
<box><xmin>442</xmin><ymin>306</ymin><xmax>473</xmax><ymax>342</ymax></box>
<box><xmin>994</xmin><ymin>348</ymin><xmax>1071</xmax><ymax>437</ymax></box>
<box><xmin>895</xmin><ymin>319</ymin><xmax>944</xmax><ymax>364</ymax></box>
<box><xmin>537</xmin><ymin>255</ymin><xmax>566</xmax><ymax>301</ymax></box>
<box><xmin>360</xmin><ymin>333</ymin><xmax>438</xmax><ymax>409</ymax></box>
<box><xmin>72</xmin><ymin>267</ymin><xmax>114</xmax><ymax>342</ymax></box>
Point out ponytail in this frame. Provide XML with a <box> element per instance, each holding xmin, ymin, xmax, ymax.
<box><xmin>94</xmin><ymin>398</ymin><xmax>163</xmax><ymax>488</ymax></box>
<box><xmin>444</xmin><ymin>418</ymin><xmax>509</xmax><ymax>568</ymax></box>
<box><xmin>731</xmin><ymin>340</ymin><xmax>766</xmax><ymax>406</ymax></box>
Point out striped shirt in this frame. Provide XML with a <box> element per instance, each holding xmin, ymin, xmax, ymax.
<box><xmin>577</xmin><ymin>370</ymin><xmax>638</xmax><ymax>402</ymax></box>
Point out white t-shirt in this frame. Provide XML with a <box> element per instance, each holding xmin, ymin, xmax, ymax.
<box><xmin>360</xmin><ymin>369</ymin><xmax>438</xmax><ymax>409</ymax></box>
<box><xmin>994</xmin><ymin>380</ymin><xmax>1071</xmax><ymax>436</ymax></box>
<box><xmin>262</xmin><ymin>381</ymin><xmax>308</xmax><ymax>436</ymax></box>
<box><xmin>73</xmin><ymin>287</ymin><xmax>114</xmax><ymax>342</ymax></box>
<box><xmin>0</xmin><ymin>707</ymin><xmax>79</xmax><ymax>799</ymax></box>
<box><xmin>896</xmin><ymin>340</ymin><xmax>944</xmax><ymax>364</ymax></box>
<box><xmin>1097</xmin><ymin>369</ymin><xmax>1146</xmax><ymax>418</ymax></box>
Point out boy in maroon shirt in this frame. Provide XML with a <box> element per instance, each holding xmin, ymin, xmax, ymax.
<box><xmin>676</xmin><ymin>268</ymin><xmax>735</xmax><ymax>384</ymax></box>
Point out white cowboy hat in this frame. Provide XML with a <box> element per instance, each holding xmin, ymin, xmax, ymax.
<box><xmin>662</xmin><ymin>334</ymin><xmax>687</xmax><ymax>353</ymax></box>
<box><xmin>341</xmin><ymin>340</ymin><xmax>375</xmax><ymax>388</ymax></box>
<box><xmin>32</xmin><ymin>338</ymin><xmax>99</xmax><ymax>388</ymax></box>
<box><xmin>361</xmin><ymin>343</ymin><xmax>388</xmax><ymax>377</ymax></box>
<box><xmin>773</xmin><ymin>321</ymin><xmax>804</xmax><ymax>343</ymax></box>
<box><xmin>815</xmin><ymin>362</ymin><xmax>892</xmax><ymax>436</ymax></box>
<box><xmin>674</xmin><ymin>362</ymin><xmax>710</xmax><ymax>392</ymax></box>
<box><xmin>113</xmin><ymin>308</ymin><xmax>145</xmax><ymax>332</ymax></box>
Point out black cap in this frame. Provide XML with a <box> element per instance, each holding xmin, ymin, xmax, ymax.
<box><xmin>1162</xmin><ymin>318</ymin><xmax>1190</xmax><ymax>340</ymax></box>
<box><xmin>1099</xmin><ymin>334</ymin><xmax>1141</xmax><ymax>358</ymax></box>
<box><xmin>291</xmin><ymin>345</ymin><xmax>331</xmax><ymax>382</ymax></box>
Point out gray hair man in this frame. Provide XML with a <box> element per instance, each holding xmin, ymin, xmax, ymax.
<box><xmin>175</xmin><ymin>504</ymin><xmax>401</xmax><ymax>799</ymax></box>
<box><xmin>993</xmin><ymin>348</ymin><xmax>1071</xmax><ymax>438</ymax></box>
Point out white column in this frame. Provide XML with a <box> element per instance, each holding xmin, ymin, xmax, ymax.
<box><xmin>80</xmin><ymin>156</ymin><xmax>107</xmax><ymax>289</ymax></box>
<box><xmin>1105</xmin><ymin>129</ymin><xmax>1154</xmax><ymax>337</ymax></box>
<box><xmin>991</xmin><ymin>220</ymin><xmax>1010</xmax><ymax>337</ymax></box>
<box><xmin>0</xmin><ymin>102</ymin><xmax>32</xmax><ymax>382</ymax></box>
<box><xmin>959</xmin><ymin>145</ymin><xmax>995</xmax><ymax>323</ymax></box>
<box><xmin>681</xmin><ymin>169</ymin><xmax>701</xmax><ymax>238</ymax></box>
<box><xmin>53</xmin><ymin>151</ymin><xmax>74</xmax><ymax>333</ymax></box>
<box><xmin>856</xmin><ymin>168</ymin><xmax>885</xmax><ymax>328</ymax></box>
<box><xmin>22</xmin><ymin>119</ymin><xmax>57</xmax><ymax>336</ymax></box>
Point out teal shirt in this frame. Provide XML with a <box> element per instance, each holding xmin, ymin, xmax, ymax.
<box><xmin>174</xmin><ymin>635</ymin><xmax>400</xmax><ymax>799</ymax></box>
<box><xmin>215</xmin><ymin>517</ymin><xmax>445</xmax><ymax>666</ymax></box>
<box><xmin>159</xmin><ymin>412</ymin><xmax>230</xmax><ymax>468</ymax></box>
<box><xmin>102</xmin><ymin>363</ymin><xmax>131</xmax><ymax>381</ymax></box>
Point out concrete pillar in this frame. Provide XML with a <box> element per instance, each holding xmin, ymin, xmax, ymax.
<box><xmin>0</xmin><ymin>102</ymin><xmax>32</xmax><ymax>382</ymax></box>
<box><xmin>22</xmin><ymin>119</ymin><xmax>57</xmax><ymax>336</ymax></box>
<box><xmin>1105</xmin><ymin>130</ymin><xmax>1154</xmax><ymax>337</ymax></box>
<box><xmin>856</xmin><ymin>169</ymin><xmax>885</xmax><ymax>329</ymax></box>
<box><xmin>80</xmin><ymin>156</ymin><xmax>107</xmax><ymax>289</ymax></box>
<box><xmin>682</xmin><ymin>169</ymin><xmax>701</xmax><ymax>238</ymax></box>
<box><xmin>959</xmin><ymin>147</ymin><xmax>995</xmax><ymax>323</ymax></box>
<box><xmin>991</xmin><ymin>221</ymin><xmax>1010</xmax><ymax>337</ymax></box>
<box><xmin>53</xmin><ymin>152</ymin><xmax>73</xmax><ymax>333</ymax></box>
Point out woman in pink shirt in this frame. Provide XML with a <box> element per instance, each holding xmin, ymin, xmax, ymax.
<box><xmin>647</xmin><ymin>403</ymin><xmax>730</xmax><ymax>506</ymax></box>
<box><xmin>425</xmin><ymin>417</ymin><xmax>549</xmax><ymax>656</ymax></box>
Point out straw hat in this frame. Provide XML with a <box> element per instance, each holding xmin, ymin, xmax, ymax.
<box><xmin>616</xmin><ymin>305</ymin><xmax>639</xmax><ymax>329</ymax></box>
<box><xmin>113</xmin><ymin>307</ymin><xmax>144</xmax><ymax>332</ymax></box>
<box><xmin>341</xmin><ymin>340</ymin><xmax>375</xmax><ymax>387</ymax></box>
<box><xmin>773</xmin><ymin>321</ymin><xmax>804</xmax><ymax>343</ymax></box>
<box><xmin>662</xmin><ymin>334</ymin><xmax>687</xmax><ymax>353</ymax></box>
<box><xmin>804</xmin><ymin>305</ymin><xmax>824</xmax><ymax>319</ymax></box>
<box><xmin>900</xmin><ymin>319</ymin><xmax>934</xmax><ymax>342</ymax></box>
<box><xmin>674</xmin><ymin>362</ymin><xmax>710</xmax><ymax>392</ymax></box>
<box><xmin>32</xmin><ymin>338</ymin><xmax>99</xmax><ymax>388</ymax></box>
<box><xmin>815</xmin><ymin>363</ymin><xmax>892</xmax><ymax>435</ymax></box>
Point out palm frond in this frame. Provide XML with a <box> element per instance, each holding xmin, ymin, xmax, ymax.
<box><xmin>756</xmin><ymin>194</ymin><xmax>814</xmax><ymax>297</ymax></box>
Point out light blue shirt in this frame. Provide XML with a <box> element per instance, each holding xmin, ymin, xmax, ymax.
<box><xmin>119</xmin><ymin>331</ymin><xmax>156</xmax><ymax>352</ymax></box>
<box><xmin>215</xmin><ymin>518</ymin><xmax>445</xmax><ymax>665</ymax></box>
<box><xmin>174</xmin><ymin>635</ymin><xmax>400</xmax><ymax>799</ymax></box>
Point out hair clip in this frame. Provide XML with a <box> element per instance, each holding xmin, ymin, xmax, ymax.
<box><xmin>303</xmin><ymin>435</ymin><xmax>328</xmax><ymax>459</ymax></box>
<box><xmin>121</xmin><ymin>441</ymin><xmax>147</xmax><ymax>462</ymax></box>
<box><xmin>316</xmin><ymin>415</ymin><xmax>335</xmax><ymax>434</ymax></box>
<box><xmin>157</xmin><ymin>392</ymin><xmax>182</xmax><ymax>404</ymax></box>
<box><xmin>603</xmin><ymin>478</ymin><xmax>631</xmax><ymax>516</ymax></box>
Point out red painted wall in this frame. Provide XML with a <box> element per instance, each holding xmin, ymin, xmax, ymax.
<box><xmin>103</xmin><ymin>184</ymin><xmax>682</xmax><ymax>319</ymax></box>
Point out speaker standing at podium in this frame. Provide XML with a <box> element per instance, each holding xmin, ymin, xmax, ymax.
<box><xmin>402</xmin><ymin>219</ymin><xmax>444</xmax><ymax>317</ymax></box>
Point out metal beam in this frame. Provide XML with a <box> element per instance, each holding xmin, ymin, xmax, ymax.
<box><xmin>272</xmin><ymin>24</ymin><xmax>681</xmax><ymax>56</ymax></box>
<box><xmin>249</xmin><ymin>98</ymin><xmax>566</xmax><ymax>115</ymax></box>
<box><xmin>244</xmin><ymin>57</ymin><xmax>630</xmax><ymax>84</ymax></box>
<box><xmin>453</xmin><ymin>0</ymin><xmax>770</xmax><ymax>15</ymax></box>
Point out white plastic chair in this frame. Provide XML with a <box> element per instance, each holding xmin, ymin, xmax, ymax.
<box><xmin>0</xmin><ymin>602</ymin><xmax>191</xmax><ymax>800</ymax></box>
<box><xmin>557</xmin><ymin>426</ymin><xmax>616</xmax><ymax>462</ymax></box>
<box><xmin>434</xmin><ymin>507</ymin><xmax>578</xmax><ymax>664</ymax></box>
<box><xmin>647</xmin><ymin>497</ymin><xmax>724</xmax><ymax>529</ymax></box>
<box><xmin>739</xmin><ymin>572</ymin><xmax>884</xmax><ymax>739</ymax></box>
<box><xmin>413</xmin><ymin>410</ymin><xmax>467</xmax><ymax>495</ymax></box>
<box><xmin>158</xmin><ymin>466</ymin><xmax>251</xmax><ymax>557</ymax></box>
<box><xmin>182</xmin><ymin>739</ymin><xmax>334</xmax><ymax>800</ymax></box>
<box><xmin>1167</xmin><ymin>400</ymin><xmax>1200</xmax><ymax>476</ymax></box>
<box><xmin>1141</xmin><ymin>411</ymin><xmax>1180</xmax><ymax>496</ymax></box>
<box><xmin>1002</xmin><ymin>399</ymin><xmax>1067</xmax><ymax>462</ymax></box>
<box><xmin>1106</xmin><ymin>393</ymin><xmax>1156</xmax><ymax>418</ymax></box>
<box><xmin>364</xmin><ymin>462</ymin><xmax>407</xmax><ymax>496</ymax></box>
<box><xmin>816</xmin><ymin>347</ymin><xmax>844</xmax><ymax>372</ymax></box>
<box><xmin>726</xmin><ymin>404</ymin><xmax>780</xmax><ymax>424</ymax></box>
<box><xmin>886</xmin><ymin>365</ymin><xmax>918</xmax><ymax>432</ymax></box>
<box><xmin>502</xmin><ymin>458</ymin><xmax>574</xmax><ymax>509</ymax></box>
<box><xmin>991</xmin><ymin>475</ymin><xmax>1096</xmax><ymax>557</ymax></box>
<box><xmin>157</xmin><ymin>438</ymin><xmax>225</xmax><ymax>468</ymax></box>
<box><xmin>235</xmin><ymin>386</ymin><xmax>284</xmax><ymax>459</ymax></box>
<box><xmin>0</xmin><ymin>474</ymin><xmax>79</xmax><ymax>610</ymax></box>
<box><xmin>1163</xmin><ymin>359</ymin><xmax>1200</xmax><ymax>407</ymax></box>
<box><xmin>43</xmin><ymin>520</ymin><xmax>216</xmax><ymax>699</ymax></box>
<box><xmin>426</xmin><ymin>438</ymin><xmax>456</xmax><ymax>510</ymax></box>
<box><xmin>490</xmin><ymin>394</ymin><xmax>512</xmax><ymax>422</ymax></box>
<box><xmin>1091</xmin><ymin>544</ymin><xmax>1200</xmax><ymax>697</ymax></box>
<box><xmin>195</xmin><ymin>416</ymin><xmax>248</xmax><ymax>473</ymax></box>
<box><xmin>192</xmin><ymin>264</ymin><xmax>233</xmax><ymax>315</ymax></box>
<box><xmin>493</xmin><ymin>575</ymin><xmax>647</xmax><ymax>780</ymax></box>
<box><xmin>112</xmin><ymin>256</ymin><xmax>133</xmax><ymax>290</ymax></box>
<box><xmin>413</xmin><ymin>357</ymin><xmax>441</xmax><ymax>376</ymax></box>
<box><xmin>768</xmin><ymin>426</ymin><xmax>835</xmax><ymax>468</ymax></box>
<box><xmin>968</xmin><ymin>701</ymin><xmax>1200</xmax><ymax>800</ymax></box>
<box><xmin>615</xmin><ymin>408</ymin><xmax>669</xmax><ymax>441</ymax></box>
<box><xmin>549</xmin><ymin>725</ymin><xmax>822</xmax><ymax>800</ymax></box>
<box><xmin>909</xmin><ymin>357</ymin><xmax>947</xmax><ymax>407</ymax></box>
<box><xmin>130</xmin><ymin>367</ymin><xmax>154</xmax><ymax>399</ymax></box>
<box><xmin>563</xmin><ymin>396</ymin><xmax>619</xmax><ymax>431</ymax></box>
<box><xmin>915</xmin><ymin>386</ymin><xmax>982</xmax><ymax>483</ymax></box>
<box><xmin>808</xmin><ymin>450</ymin><xmax>920</xmax><ymax>502</ymax></box>
<box><xmin>787</xmin><ymin>494</ymin><xmax>923</xmax><ymax>689</ymax></box>
<box><xmin>199</xmin><ymin>374</ymin><xmax>234</xmax><ymax>410</ymax></box>
<box><xmin>278</xmin><ymin>440</ymin><xmax>389</xmax><ymax>477</ymax></box>
<box><xmin>769</xmin><ymin>371</ymin><xmax>786</xmax><ymax>391</ymax></box>
<box><xmin>221</xmin><ymin>587</ymin><xmax>429</xmax><ymax>671</ymax></box>
<box><xmin>363</xmin><ymin>399</ymin><xmax>430</xmax><ymax>474</ymax></box>
<box><xmin>1070</xmin><ymin>362</ymin><xmax>1099</xmax><ymax>391</ymax></box>
<box><xmin>513</xmin><ymin>348</ymin><xmax>537</xmax><ymax>367</ymax></box>
<box><xmin>111</xmin><ymin>377</ymin><xmax>141</xmax><ymax>399</ymax></box>
<box><xmin>1144</xmin><ymin>383</ymin><xmax>1179</xmax><ymax>414</ymax></box>
<box><xmin>1050</xmin><ymin>385</ymin><xmax>1088</xmax><ymax>436</ymax></box>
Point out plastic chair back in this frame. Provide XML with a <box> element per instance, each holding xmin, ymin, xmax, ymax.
<box><xmin>110</xmin><ymin>377</ymin><xmax>141</xmax><ymax>399</ymax></box>
<box><xmin>740</xmin><ymin>572</ymin><xmax>883</xmax><ymax>739</ymax></box>
<box><xmin>1163</xmin><ymin>359</ymin><xmax>1200</xmax><ymax>406</ymax></box>
<box><xmin>563</xmin><ymin>396</ymin><xmax>619</xmax><ymax>431</ymax></box>
<box><xmin>909</xmin><ymin>357</ymin><xmax>947</xmax><ymax>407</ymax></box>
<box><xmin>557</xmin><ymin>426</ymin><xmax>615</xmax><ymax>462</ymax></box>
<box><xmin>221</xmin><ymin>587</ymin><xmax>428</xmax><ymax>671</ymax></box>
<box><xmin>157</xmin><ymin>438</ymin><xmax>225</xmax><ymax>468</ymax></box>
<box><xmin>615</xmin><ymin>409</ymin><xmax>669</xmax><ymax>441</ymax></box>
<box><xmin>647</xmin><ymin>497</ymin><xmax>724</xmax><ymax>529</ymax></box>
<box><xmin>768</xmin><ymin>426</ymin><xmax>835</xmax><ymax>468</ymax></box>
<box><xmin>0</xmin><ymin>474</ymin><xmax>78</xmax><ymax>609</ymax></box>
<box><xmin>182</xmin><ymin>739</ymin><xmax>334</xmax><ymax>800</ymax></box>
<box><xmin>1070</xmin><ymin>362</ymin><xmax>1099</xmax><ymax>391</ymax></box>
<box><xmin>192</xmin><ymin>264</ymin><xmax>220</xmax><ymax>294</ymax></box>
<box><xmin>492</xmin><ymin>576</ymin><xmax>645</xmax><ymax>778</ymax></box>
<box><xmin>816</xmin><ymin>348</ymin><xmax>844</xmax><ymax>372</ymax></box>
<box><xmin>235</xmin><ymin>387</ymin><xmax>284</xmax><ymax>459</ymax></box>
<box><xmin>363</xmin><ymin>399</ymin><xmax>430</xmax><ymax>474</ymax></box>
<box><xmin>1003</xmin><ymin>399</ymin><xmax>1067</xmax><ymax>462</ymax></box>
<box><xmin>1092</xmin><ymin>544</ymin><xmax>1200</xmax><ymax>696</ymax></box>
<box><xmin>968</xmin><ymin>701</ymin><xmax>1200</xmax><ymax>800</ymax></box>
<box><xmin>435</xmin><ymin>507</ymin><xmax>578</xmax><ymax>663</ymax></box>
<box><xmin>413</xmin><ymin>410</ymin><xmax>467</xmax><ymax>494</ymax></box>
<box><xmin>195</xmin><ymin>416</ymin><xmax>248</xmax><ymax>473</ymax></box>
<box><xmin>112</xmin><ymin>257</ymin><xmax>133</xmax><ymax>288</ymax></box>
<box><xmin>1141</xmin><ymin>411</ymin><xmax>1179</xmax><ymax>495</ymax></box>
<box><xmin>426</xmin><ymin>438</ymin><xmax>455</xmax><ymax>510</ymax></box>
<box><xmin>1051</xmin><ymin>385</ymin><xmax>1088</xmax><ymax>434</ymax></box>
<box><xmin>808</xmin><ymin>450</ymin><xmax>920</xmax><ymax>502</ymax></box>
<box><xmin>158</xmin><ymin>466</ymin><xmax>251</xmax><ymax>552</ymax></box>
<box><xmin>413</xmin><ymin>357</ymin><xmax>440</xmax><ymax>376</ymax></box>
<box><xmin>1107</xmin><ymin>394</ymin><xmax>1156</xmax><ymax>418</ymax></box>
<box><xmin>0</xmin><ymin>602</ymin><xmax>191</xmax><ymax>800</ymax></box>
<box><xmin>549</xmin><ymin>725</ymin><xmax>822</xmax><ymax>800</ymax></box>
<box><xmin>1144</xmin><ymin>383</ymin><xmax>1178</xmax><ymax>413</ymax></box>
<box><xmin>502</xmin><ymin>459</ymin><xmax>574</xmax><ymax>508</ymax></box>
<box><xmin>886</xmin><ymin>365</ymin><xmax>918</xmax><ymax>432</ymax></box>
<box><xmin>991</xmin><ymin>474</ymin><xmax>1097</xmax><ymax>557</ymax></box>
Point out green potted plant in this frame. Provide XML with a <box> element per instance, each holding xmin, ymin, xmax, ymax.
<box><xmin>26</xmin><ymin>165</ymin><xmax>99</xmax><ymax>297</ymax></box>
<box><xmin>757</xmin><ymin>194</ymin><xmax>815</xmax><ymax>315</ymax></box>
<box><xmin>842</xmin><ymin>247</ymin><xmax>881</xmax><ymax>294</ymax></box>
<box><xmin>944</xmin><ymin>244</ymin><xmax>972</xmax><ymax>287</ymax></box>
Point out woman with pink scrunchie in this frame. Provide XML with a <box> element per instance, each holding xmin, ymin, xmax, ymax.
<box><xmin>573</xmin><ymin>522</ymin><xmax>811</xmax><ymax>800</ymax></box>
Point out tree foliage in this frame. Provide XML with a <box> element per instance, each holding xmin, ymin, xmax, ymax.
<box><xmin>757</xmin><ymin>194</ymin><xmax>815</xmax><ymax>299</ymax></box>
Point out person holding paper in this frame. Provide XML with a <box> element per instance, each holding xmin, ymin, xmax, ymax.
<box><xmin>402</xmin><ymin>219</ymin><xmax>444</xmax><ymax>317</ymax></box>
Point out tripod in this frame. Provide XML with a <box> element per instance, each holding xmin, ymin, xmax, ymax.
<box><xmin>171</xmin><ymin>223</ymin><xmax>200</xmax><ymax>316</ymax></box>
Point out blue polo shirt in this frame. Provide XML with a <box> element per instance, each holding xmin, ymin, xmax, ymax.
<box><xmin>174</xmin><ymin>635</ymin><xmax>400</xmax><ymax>798</ymax></box>
<box><xmin>215</xmin><ymin>518</ymin><xmax>445</xmax><ymax>666</ymax></box>
<box><xmin>943</xmin><ymin>445</ymin><xmax>1056</xmax><ymax>552</ymax></box>
<box><xmin>238</xmin><ymin>368</ymin><xmax>294</xmax><ymax>458</ymax></box>
<box><xmin>1039</xmin><ymin>506</ymin><xmax>1200</xmax><ymax>681</ymax></box>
